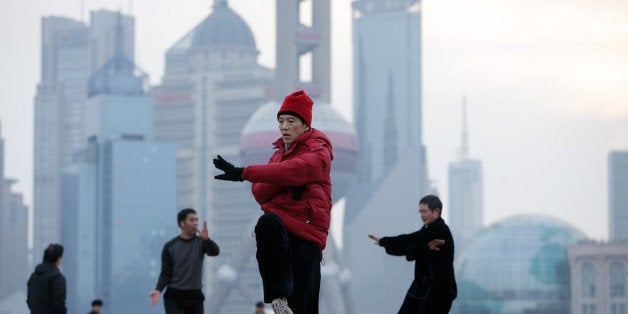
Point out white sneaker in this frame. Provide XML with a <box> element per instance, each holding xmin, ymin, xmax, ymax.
<box><xmin>271</xmin><ymin>297</ymin><xmax>293</xmax><ymax>314</ymax></box>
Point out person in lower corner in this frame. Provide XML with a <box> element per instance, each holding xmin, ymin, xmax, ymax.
<box><xmin>368</xmin><ymin>195</ymin><xmax>457</xmax><ymax>314</ymax></box>
<box><xmin>149</xmin><ymin>208</ymin><xmax>220</xmax><ymax>314</ymax></box>
<box><xmin>213</xmin><ymin>90</ymin><xmax>333</xmax><ymax>314</ymax></box>
<box><xmin>88</xmin><ymin>299</ymin><xmax>102</xmax><ymax>314</ymax></box>
<box><xmin>27</xmin><ymin>243</ymin><xmax>67</xmax><ymax>314</ymax></box>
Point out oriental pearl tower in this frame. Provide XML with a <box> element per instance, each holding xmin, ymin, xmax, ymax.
<box><xmin>207</xmin><ymin>1</ymin><xmax>359</xmax><ymax>313</ymax></box>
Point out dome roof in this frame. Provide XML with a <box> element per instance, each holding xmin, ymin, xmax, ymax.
<box><xmin>455</xmin><ymin>215</ymin><xmax>587</xmax><ymax>313</ymax></box>
<box><xmin>191</xmin><ymin>0</ymin><xmax>256</xmax><ymax>49</ymax></box>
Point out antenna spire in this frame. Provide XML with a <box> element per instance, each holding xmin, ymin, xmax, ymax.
<box><xmin>459</xmin><ymin>96</ymin><xmax>469</xmax><ymax>160</ymax></box>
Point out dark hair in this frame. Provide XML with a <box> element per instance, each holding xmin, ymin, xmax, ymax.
<box><xmin>92</xmin><ymin>299</ymin><xmax>103</xmax><ymax>307</ymax></box>
<box><xmin>278</xmin><ymin>110</ymin><xmax>308</xmax><ymax>126</ymax></box>
<box><xmin>177</xmin><ymin>208</ymin><xmax>197</xmax><ymax>227</ymax></box>
<box><xmin>43</xmin><ymin>243</ymin><xmax>64</xmax><ymax>263</ymax></box>
<box><xmin>419</xmin><ymin>195</ymin><xmax>443</xmax><ymax>213</ymax></box>
<box><xmin>256</xmin><ymin>301</ymin><xmax>264</xmax><ymax>307</ymax></box>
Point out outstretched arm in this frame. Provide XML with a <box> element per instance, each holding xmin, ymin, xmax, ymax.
<box><xmin>368</xmin><ymin>234</ymin><xmax>381</xmax><ymax>246</ymax></box>
<box><xmin>213</xmin><ymin>155</ymin><xmax>244</xmax><ymax>182</ymax></box>
<box><xmin>371</xmin><ymin>229</ymin><xmax>445</xmax><ymax>258</ymax></box>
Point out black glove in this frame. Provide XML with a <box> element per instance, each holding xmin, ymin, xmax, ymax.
<box><xmin>290</xmin><ymin>185</ymin><xmax>305</xmax><ymax>200</ymax></box>
<box><xmin>213</xmin><ymin>155</ymin><xmax>244</xmax><ymax>182</ymax></box>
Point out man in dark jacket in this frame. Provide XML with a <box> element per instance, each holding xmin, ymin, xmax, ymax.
<box><xmin>368</xmin><ymin>195</ymin><xmax>457</xmax><ymax>314</ymax></box>
<box><xmin>27</xmin><ymin>243</ymin><xmax>67</xmax><ymax>314</ymax></box>
<box><xmin>213</xmin><ymin>90</ymin><xmax>333</xmax><ymax>314</ymax></box>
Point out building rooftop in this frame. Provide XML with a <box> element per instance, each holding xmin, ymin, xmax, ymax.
<box><xmin>191</xmin><ymin>0</ymin><xmax>256</xmax><ymax>49</ymax></box>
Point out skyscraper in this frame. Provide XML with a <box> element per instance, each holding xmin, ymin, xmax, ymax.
<box><xmin>448</xmin><ymin>97</ymin><xmax>483</xmax><ymax>252</ymax></box>
<box><xmin>347</xmin><ymin>0</ymin><xmax>424</xmax><ymax>221</ymax></box>
<box><xmin>33</xmin><ymin>11</ymin><xmax>135</xmax><ymax>260</ymax></box>
<box><xmin>152</xmin><ymin>1</ymin><xmax>273</xmax><ymax>311</ymax></box>
<box><xmin>609</xmin><ymin>150</ymin><xmax>628</xmax><ymax>241</ymax></box>
<box><xmin>343</xmin><ymin>1</ymin><xmax>428</xmax><ymax>312</ymax></box>
<box><xmin>61</xmin><ymin>20</ymin><xmax>176</xmax><ymax>312</ymax></box>
<box><xmin>0</xmin><ymin>122</ymin><xmax>29</xmax><ymax>302</ymax></box>
<box><xmin>34</xmin><ymin>16</ymin><xmax>89</xmax><ymax>260</ymax></box>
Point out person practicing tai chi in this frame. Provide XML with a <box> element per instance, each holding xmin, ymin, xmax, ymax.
<box><xmin>27</xmin><ymin>243</ymin><xmax>67</xmax><ymax>314</ymax></box>
<box><xmin>213</xmin><ymin>90</ymin><xmax>333</xmax><ymax>314</ymax></box>
<box><xmin>368</xmin><ymin>195</ymin><xmax>457</xmax><ymax>314</ymax></box>
<box><xmin>150</xmin><ymin>208</ymin><xmax>220</xmax><ymax>314</ymax></box>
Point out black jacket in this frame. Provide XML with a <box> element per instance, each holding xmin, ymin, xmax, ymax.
<box><xmin>27</xmin><ymin>262</ymin><xmax>67</xmax><ymax>314</ymax></box>
<box><xmin>379</xmin><ymin>217</ymin><xmax>457</xmax><ymax>301</ymax></box>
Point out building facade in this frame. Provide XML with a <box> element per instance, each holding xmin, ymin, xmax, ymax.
<box><xmin>609</xmin><ymin>151</ymin><xmax>628</xmax><ymax>241</ymax></box>
<box><xmin>347</xmin><ymin>0</ymin><xmax>425</xmax><ymax>221</ymax></box>
<box><xmin>0</xmin><ymin>122</ymin><xmax>29</xmax><ymax>302</ymax></box>
<box><xmin>61</xmin><ymin>28</ymin><xmax>177</xmax><ymax>313</ymax></box>
<box><xmin>567</xmin><ymin>241</ymin><xmax>628</xmax><ymax>314</ymax></box>
<box><xmin>33</xmin><ymin>11</ymin><xmax>134</xmax><ymax>260</ymax></box>
<box><xmin>344</xmin><ymin>1</ymin><xmax>428</xmax><ymax>312</ymax></box>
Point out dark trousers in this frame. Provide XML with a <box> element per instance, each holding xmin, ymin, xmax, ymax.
<box><xmin>163</xmin><ymin>288</ymin><xmax>204</xmax><ymax>314</ymax></box>
<box><xmin>398</xmin><ymin>287</ymin><xmax>453</xmax><ymax>314</ymax></box>
<box><xmin>255</xmin><ymin>213</ymin><xmax>321</xmax><ymax>313</ymax></box>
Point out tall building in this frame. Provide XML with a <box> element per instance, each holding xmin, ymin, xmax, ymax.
<box><xmin>448</xmin><ymin>98</ymin><xmax>483</xmax><ymax>252</ymax></box>
<box><xmin>609</xmin><ymin>151</ymin><xmax>628</xmax><ymax>241</ymax></box>
<box><xmin>347</xmin><ymin>0</ymin><xmax>425</xmax><ymax>220</ymax></box>
<box><xmin>343</xmin><ymin>1</ymin><xmax>428</xmax><ymax>312</ymax></box>
<box><xmin>33</xmin><ymin>11</ymin><xmax>135</xmax><ymax>260</ymax></box>
<box><xmin>567</xmin><ymin>241</ymin><xmax>628</xmax><ymax>314</ymax></box>
<box><xmin>0</xmin><ymin>122</ymin><xmax>29</xmax><ymax>302</ymax></box>
<box><xmin>61</xmin><ymin>24</ymin><xmax>176</xmax><ymax>313</ymax></box>
<box><xmin>152</xmin><ymin>1</ymin><xmax>273</xmax><ymax>312</ymax></box>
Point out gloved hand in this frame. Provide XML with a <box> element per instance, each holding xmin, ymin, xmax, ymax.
<box><xmin>290</xmin><ymin>185</ymin><xmax>305</xmax><ymax>200</ymax></box>
<box><xmin>213</xmin><ymin>155</ymin><xmax>244</xmax><ymax>182</ymax></box>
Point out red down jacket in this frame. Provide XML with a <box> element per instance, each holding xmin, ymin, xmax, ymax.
<box><xmin>242</xmin><ymin>128</ymin><xmax>333</xmax><ymax>251</ymax></box>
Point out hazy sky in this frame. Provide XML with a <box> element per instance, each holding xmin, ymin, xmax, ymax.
<box><xmin>1</xmin><ymin>0</ymin><xmax>626</xmax><ymax>241</ymax></box>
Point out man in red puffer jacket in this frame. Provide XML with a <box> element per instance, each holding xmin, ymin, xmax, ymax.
<box><xmin>213</xmin><ymin>90</ymin><xmax>333</xmax><ymax>314</ymax></box>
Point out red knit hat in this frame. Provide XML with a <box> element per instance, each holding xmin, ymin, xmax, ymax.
<box><xmin>277</xmin><ymin>90</ymin><xmax>313</xmax><ymax>126</ymax></box>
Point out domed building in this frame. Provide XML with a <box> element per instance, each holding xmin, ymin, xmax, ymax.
<box><xmin>191</xmin><ymin>0</ymin><xmax>255</xmax><ymax>50</ymax></box>
<box><xmin>240</xmin><ymin>100</ymin><xmax>359</xmax><ymax>202</ymax></box>
<box><xmin>454</xmin><ymin>215</ymin><xmax>588</xmax><ymax>314</ymax></box>
<box><xmin>151</xmin><ymin>1</ymin><xmax>274</xmax><ymax>313</ymax></box>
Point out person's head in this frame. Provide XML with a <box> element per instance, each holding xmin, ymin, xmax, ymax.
<box><xmin>418</xmin><ymin>195</ymin><xmax>442</xmax><ymax>225</ymax></box>
<box><xmin>177</xmin><ymin>208</ymin><xmax>199</xmax><ymax>238</ymax></box>
<box><xmin>91</xmin><ymin>299</ymin><xmax>103</xmax><ymax>312</ymax></box>
<box><xmin>43</xmin><ymin>243</ymin><xmax>64</xmax><ymax>265</ymax></box>
<box><xmin>277</xmin><ymin>90</ymin><xmax>313</xmax><ymax>145</ymax></box>
<box><xmin>255</xmin><ymin>301</ymin><xmax>265</xmax><ymax>313</ymax></box>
